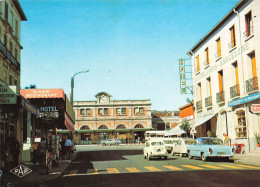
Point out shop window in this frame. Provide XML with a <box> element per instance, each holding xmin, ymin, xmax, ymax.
<box><xmin>236</xmin><ymin>111</ymin><xmax>247</xmax><ymax>138</ymax></box>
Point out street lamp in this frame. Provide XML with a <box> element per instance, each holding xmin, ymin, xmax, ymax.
<box><xmin>71</xmin><ymin>69</ymin><xmax>89</xmax><ymax>105</ymax></box>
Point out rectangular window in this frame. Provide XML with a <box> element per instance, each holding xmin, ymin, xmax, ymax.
<box><xmin>15</xmin><ymin>20</ymin><xmax>18</xmax><ymax>37</ymax></box>
<box><xmin>207</xmin><ymin>77</ymin><xmax>212</xmax><ymax>97</ymax></box>
<box><xmin>15</xmin><ymin>48</ymin><xmax>17</xmax><ymax>59</ymax></box>
<box><xmin>236</xmin><ymin>111</ymin><xmax>246</xmax><ymax>138</ymax></box>
<box><xmin>4</xmin><ymin>34</ymin><xmax>7</xmax><ymax>47</ymax></box>
<box><xmin>116</xmin><ymin>108</ymin><xmax>121</xmax><ymax>114</ymax></box>
<box><xmin>11</xmin><ymin>11</ymin><xmax>13</xmax><ymax>27</ymax></box>
<box><xmin>234</xmin><ymin>62</ymin><xmax>239</xmax><ymax>85</ymax></box>
<box><xmin>251</xmin><ymin>52</ymin><xmax>257</xmax><ymax>78</ymax></box>
<box><xmin>10</xmin><ymin>41</ymin><xmax>12</xmax><ymax>54</ymax></box>
<box><xmin>80</xmin><ymin>109</ymin><xmax>86</xmax><ymax>115</ymax></box>
<box><xmin>245</xmin><ymin>11</ymin><xmax>252</xmax><ymax>37</ymax></box>
<box><xmin>218</xmin><ymin>70</ymin><xmax>224</xmax><ymax>92</ymax></box>
<box><xmin>122</xmin><ymin>108</ymin><xmax>126</xmax><ymax>114</ymax></box>
<box><xmin>205</xmin><ymin>48</ymin><xmax>209</xmax><ymax>65</ymax></box>
<box><xmin>134</xmin><ymin>107</ymin><xmax>139</xmax><ymax>114</ymax></box>
<box><xmin>9</xmin><ymin>75</ymin><xmax>12</xmax><ymax>85</ymax></box>
<box><xmin>217</xmin><ymin>38</ymin><xmax>221</xmax><ymax>58</ymax></box>
<box><xmin>230</xmin><ymin>25</ymin><xmax>236</xmax><ymax>48</ymax></box>
<box><xmin>5</xmin><ymin>2</ymin><xmax>8</xmax><ymax>20</ymax></box>
<box><xmin>104</xmin><ymin>108</ymin><xmax>108</xmax><ymax>115</ymax></box>
<box><xmin>196</xmin><ymin>55</ymin><xmax>200</xmax><ymax>72</ymax></box>
<box><xmin>198</xmin><ymin>83</ymin><xmax>202</xmax><ymax>101</ymax></box>
<box><xmin>139</xmin><ymin>107</ymin><xmax>144</xmax><ymax>114</ymax></box>
<box><xmin>98</xmin><ymin>108</ymin><xmax>103</xmax><ymax>115</ymax></box>
<box><xmin>86</xmin><ymin>109</ymin><xmax>91</xmax><ymax>115</ymax></box>
<box><xmin>14</xmin><ymin>79</ymin><xmax>17</xmax><ymax>86</ymax></box>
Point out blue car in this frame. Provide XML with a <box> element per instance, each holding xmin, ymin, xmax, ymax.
<box><xmin>186</xmin><ymin>137</ymin><xmax>234</xmax><ymax>162</ymax></box>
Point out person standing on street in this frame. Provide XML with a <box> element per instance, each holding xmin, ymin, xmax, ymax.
<box><xmin>38</xmin><ymin>137</ymin><xmax>47</xmax><ymax>167</ymax></box>
<box><xmin>65</xmin><ymin>136</ymin><xmax>73</xmax><ymax>160</ymax></box>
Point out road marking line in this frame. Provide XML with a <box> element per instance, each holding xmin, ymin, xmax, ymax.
<box><xmin>182</xmin><ymin>165</ymin><xmax>203</xmax><ymax>170</ymax></box>
<box><xmin>144</xmin><ymin>166</ymin><xmax>162</xmax><ymax>171</ymax></box>
<box><xmin>237</xmin><ymin>164</ymin><xmax>260</xmax><ymax>169</ymax></box>
<box><xmin>219</xmin><ymin>164</ymin><xmax>243</xmax><ymax>169</ymax></box>
<box><xmin>88</xmin><ymin>169</ymin><xmax>98</xmax><ymax>175</ymax></box>
<box><xmin>69</xmin><ymin>170</ymin><xmax>77</xmax><ymax>174</ymax></box>
<box><xmin>163</xmin><ymin>165</ymin><xmax>183</xmax><ymax>170</ymax></box>
<box><xmin>125</xmin><ymin>167</ymin><xmax>140</xmax><ymax>172</ymax></box>
<box><xmin>199</xmin><ymin>165</ymin><xmax>224</xmax><ymax>169</ymax></box>
<box><xmin>107</xmin><ymin>168</ymin><xmax>120</xmax><ymax>173</ymax></box>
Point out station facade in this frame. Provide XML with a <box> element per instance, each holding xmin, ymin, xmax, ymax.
<box><xmin>73</xmin><ymin>92</ymin><xmax>152</xmax><ymax>144</ymax></box>
<box><xmin>188</xmin><ymin>0</ymin><xmax>260</xmax><ymax>153</ymax></box>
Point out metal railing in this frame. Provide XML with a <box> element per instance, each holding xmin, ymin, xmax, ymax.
<box><xmin>0</xmin><ymin>41</ymin><xmax>20</xmax><ymax>71</ymax></box>
<box><xmin>205</xmin><ymin>96</ymin><xmax>212</xmax><ymax>107</ymax></box>
<box><xmin>216</xmin><ymin>91</ymin><xmax>225</xmax><ymax>103</ymax></box>
<box><xmin>230</xmin><ymin>84</ymin><xmax>240</xmax><ymax>99</ymax></box>
<box><xmin>243</xmin><ymin>26</ymin><xmax>254</xmax><ymax>39</ymax></box>
<box><xmin>246</xmin><ymin>77</ymin><xmax>258</xmax><ymax>93</ymax></box>
<box><xmin>196</xmin><ymin>100</ymin><xmax>202</xmax><ymax>111</ymax></box>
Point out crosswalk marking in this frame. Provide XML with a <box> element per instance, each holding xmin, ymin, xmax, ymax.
<box><xmin>125</xmin><ymin>167</ymin><xmax>141</xmax><ymax>172</ymax></box>
<box><xmin>182</xmin><ymin>165</ymin><xmax>203</xmax><ymax>170</ymax></box>
<box><xmin>237</xmin><ymin>164</ymin><xmax>260</xmax><ymax>169</ymax></box>
<box><xmin>163</xmin><ymin>165</ymin><xmax>183</xmax><ymax>170</ymax></box>
<box><xmin>200</xmin><ymin>165</ymin><xmax>223</xmax><ymax>169</ymax></box>
<box><xmin>88</xmin><ymin>169</ymin><xmax>98</xmax><ymax>174</ymax></box>
<box><xmin>219</xmin><ymin>164</ymin><xmax>243</xmax><ymax>169</ymax></box>
<box><xmin>107</xmin><ymin>168</ymin><xmax>120</xmax><ymax>173</ymax></box>
<box><xmin>144</xmin><ymin>166</ymin><xmax>162</xmax><ymax>171</ymax></box>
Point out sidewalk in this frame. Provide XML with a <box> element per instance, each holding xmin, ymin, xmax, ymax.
<box><xmin>1</xmin><ymin>152</ymin><xmax>78</xmax><ymax>186</ymax></box>
<box><xmin>232</xmin><ymin>153</ymin><xmax>260</xmax><ymax>167</ymax></box>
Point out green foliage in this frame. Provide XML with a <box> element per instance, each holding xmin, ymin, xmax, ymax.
<box><xmin>179</xmin><ymin>120</ymin><xmax>191</xmax><ymax>134</ymax></box>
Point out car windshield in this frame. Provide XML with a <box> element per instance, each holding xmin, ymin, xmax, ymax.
<box><xmin>202</xmin><ymin>139</ymin><xmax>223</xmax><ymax>145</ymax></box>
<box><xmin>151</xmin><ymin>142</ymin><xmax>163</xmax><ymax>146</ymax></box>
<box><xmin>163</xmin><ymin>140</ymin><xmax>173</xmax><ymax>144</ymax></box>
<box><xmin>185</xmin><ymin>140</ymin><xmax>195</xmax><ymax>145</ymax></box>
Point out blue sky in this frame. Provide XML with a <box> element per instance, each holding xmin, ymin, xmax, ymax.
<box><xmin>20</xmin><ymin>0</ymin><xmax>239</xmax><ymax>110</ymax></box>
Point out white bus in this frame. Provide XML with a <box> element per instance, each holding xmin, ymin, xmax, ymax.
<box><xmin>145</xmin><ymin>131</ymin><xmax>171</xmax><ymax>141</ymax></box>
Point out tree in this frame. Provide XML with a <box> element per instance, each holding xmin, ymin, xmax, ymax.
<box><xmin>179</xmin><ymin>120</ymin><xmax>191</xmax><ymax>137</ymax></box>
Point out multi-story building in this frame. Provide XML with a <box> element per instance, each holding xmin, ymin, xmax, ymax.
<box><xmin>151</xmin><ymin>110</ymin><xmax>180</xmax><ymax>130</ymax></box>
<box><xmin>187</xmin><ymin>0</ymin><xmax>260</xmax><ymax>152</ymax></box>
<box><xmin>73</xmin><ymin>92</ymin><xmax>152</xmax><ymax>144</ymax></box>
<box><xmin>0</xmin><ymin>0</ymin><xmax>26</xmax><ymax>151</ymax></box>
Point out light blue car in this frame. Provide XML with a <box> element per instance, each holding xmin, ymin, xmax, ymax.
<box><xmin>186</xmin><ymin>137</ymin><xmax>234</xmax><ymax>162</ymax></box>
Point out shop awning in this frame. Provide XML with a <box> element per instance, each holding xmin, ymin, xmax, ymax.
<box><xmin>194</xmin><ymin>114</ymin><xmax>215</xmax><ymax>128</ymax></box>
<box><xmin>64</xmin><ymin>112</ymin><xmax>75</xmax><ymax>133</ymax></box>
<box><xmin>165</xmin><ymin>124</ymin><xmax>186</xmax><ymax>136</ymax></box>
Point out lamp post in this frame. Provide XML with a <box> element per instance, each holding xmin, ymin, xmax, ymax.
<box><xmin>71</xmin><ymin>70</ymin><xmax>89</xmax><ymax>105</ymax></box>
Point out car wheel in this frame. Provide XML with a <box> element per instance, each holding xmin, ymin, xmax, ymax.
<box><xmin>201</xmin><ymin>153</ymin><xmax>207</xmax><ymax>162</ymax></box>
<box><xmin>148</xmin><ymin>154</ymin><xmax>151</xmax><ymax>160</ymax></box>
<box><xmin>144</xmin><ymin>154</ymin><xmax>147</xmax><ymax>159</ymax></box>
<box><xmin>188</xmin><ymin>151</ymin><xmax>193</xmax><ymax>159</ymax></box>
<box><xmin>102</xmin><ymin>143</ymin><xmax>106</xmax><ymax>146</ymax></box>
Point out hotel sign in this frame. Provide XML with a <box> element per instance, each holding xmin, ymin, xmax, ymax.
<box><xmin>179</xmin><ymin>59</ymin><xmax>193</xmax><ymax>94</ymax></box>
<box><xmin>0</xmin><ymin>86</ymin><xmax>17</xmax><ymax>104</ymax></box>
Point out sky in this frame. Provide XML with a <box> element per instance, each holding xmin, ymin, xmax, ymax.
<box><xmin>20</xmin><ymin>0</ymin><xmax>239</xmax><ymax>111</ymax></box>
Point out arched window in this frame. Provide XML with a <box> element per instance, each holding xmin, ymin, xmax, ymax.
<box><xmin>116</xmin><ymin>124</ymin><xmax>126</xmax><ymax>129</ymax></box>
<box><xmin>134</xmin><ymin>124</ymin><xmax>144</xmax><ymax>129</ymax></box>
<box><xmin>98</xmin><ymin>125</ymin><xmax>108</xmax><ymax>129</ymax></box>
<box><xmin>80</xmin><ymin>125</ymin><xmax>90</xmax><ymax>130</ymax></box>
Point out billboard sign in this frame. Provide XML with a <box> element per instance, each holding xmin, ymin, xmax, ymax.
<box><xmin>0</xmin><ymin>85</ymin><xmax>17</xmax><ymax>104</ymax></box>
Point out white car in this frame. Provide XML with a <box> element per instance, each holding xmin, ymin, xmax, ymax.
<box><xmin>143</xmin><ymin>140</ymin><xmax>168</xmax><ymax>160</ymax></box>
<box><xmin>163</xmin><ymin>138</ymin><xmax>178</xmax><ymax>153</ymax></box>
<box><xmin>101</xmin><ymin>139</ymin><xmax>121</xmax><ymax>146</ymax></box>
<box><xmin>171</xmin><ymin>138</ymin><xmax>195</xmax><ymax>157</ymax></box>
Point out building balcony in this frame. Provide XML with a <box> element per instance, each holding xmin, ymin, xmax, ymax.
<box><xmin>230</xmin><ymin>84</ymin><xmax>240</xmax><ymax>99</ymax></box>
<box><xmin>196</xmin><ymin>100</ymin><xmax>202</xmax><ymax>111</ymax></box>
<box><xmin>243</xmin><ymin>26</ymin><xmax>254</xmax><ymax>39</ymax></box>
<box><xmin>246</xmin><ymin>77</ymin><xmax>258</xmax><ymax>94</ymax></box>
<box><xmin>0</xmin><ymin>41</ymin><xmax>20</xmax><ymax>72</ymax></box>
<box><xmin>216</xmin><ymin>91</ymin><xmax>225</xmax><ymax>104</ymax></box>
<box><xmin>205</xmin><ymin>96</ymin><xmax>212</xmax><ymax>108</ymax></box>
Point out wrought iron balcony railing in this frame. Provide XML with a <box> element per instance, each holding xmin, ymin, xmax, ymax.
<box><xmin>230</xmin><ymin>84</ymin><xmax>240</xmax><ymax>99</ymax></box>
<box><xmin>243</xmin><ymin>26</ymin><xmax>254</xmax><ymax>39</ymax></box>
<box><xmin>196</xmin><ymin>100</ymin><xmax>202</xmax><ymax>111</ymax></box>
<box><xmin>0</xmin><ymin>41</ymin><xmax>20</xmax><ymax>71</ymax></box>
<box><xmin>246</xmin><ymin>77</ymin><xmax>258</xmax><ymax>93</ymax></box>
<box><xmin>205</xmin><ymin>96</ymin><xmax>212</xmax><ymax>107</ymax></box>
<box><xmin>216</xmin><ymin>91</ymin><xmax>225</xmax><ymax>103</ymax></box>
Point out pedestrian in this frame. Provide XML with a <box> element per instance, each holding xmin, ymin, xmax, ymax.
<box><xmin>37</xmin><ymin>137</ymin><xmax>47</xmax><ymax>167</ymax></box>
<box><xmin>7</xmin><ymin>136</ymin><xmax>20</xmax><ymax>167</ymax></box>
<box><xmin>65</xmin><ymin>136</ymin><xmax>73</xmax><ymax>160</ymax></box>
<box><xmin>4</xmin><ymin>145</ymin><xmax>13</xmax><ymax>171</ymax></box>
<box><xmin>60</xmin><ymin>138</ymin><xmax>66</xmax><ymax>159</ymax></box>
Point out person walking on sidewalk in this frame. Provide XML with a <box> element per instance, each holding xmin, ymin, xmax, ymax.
<box><xmin>65</xmin><ymin>136</ymin><xmax>73</xmax><ymax>160</ymax></box>
<box><xmin>38</xmin><ymin>137</ymin><xmax>47</xmax><ymax>167</ymax></box>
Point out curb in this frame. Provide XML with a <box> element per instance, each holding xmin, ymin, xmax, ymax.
<box><xmin>59</xmin><ymin>152</ymin><xmax>78</xmax><ymax>177</ymax></box>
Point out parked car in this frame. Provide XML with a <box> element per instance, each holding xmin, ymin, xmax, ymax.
<box><xmin>143</xmin><ymin>140</ymin><xmax>168</xmax><ymax>160</ymax></box>
<box><xmin>101</xmin><ymin>139</ymin><xmax>121</xmax><ymax>146</ymax></box>
<box><xmin>171</xmin><ymin>138</ymin><xmax>195</xmax><ymax>157</ymax></box>
<box><xmin>163</xmin><ymin>138</ymin><xmax>178</xmax><ymax>153</ymax></box>
<box><xmin>186</xmin><ymin>137</ymin><xmax>234</xmax><ymax>162</ymax></box>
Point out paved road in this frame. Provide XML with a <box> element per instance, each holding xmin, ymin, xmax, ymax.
<box><xmin>22</xmin><ymin>145</ymin><xmax>260</xmax><ymax>187</ymax></box>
